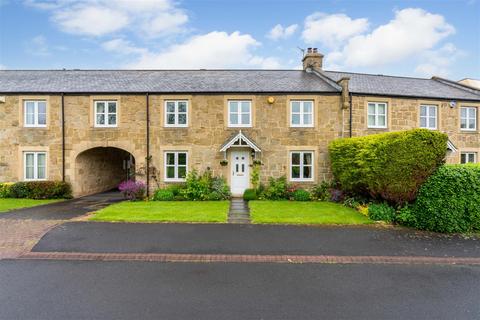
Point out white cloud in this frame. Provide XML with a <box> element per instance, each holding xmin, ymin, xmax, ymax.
<box><xmin>415</xmin><ymin>43</ymin><xmax>464</xmax><ymax>77</ymax></box>
<box><xmin>26</xmin><ymin>0</ymin><xmax>188</xmax><ymax>37</ymax></box>
<box><xmin>29</xmin><ymin>35</ymin><xmax>50</xmax><ymax>56</ymax></box>
<box><xmin>326</xmin><ymin>8</ymin><xmax>455</xmax><ymax>68</ymax></box>
<box><xmin>101</xmin><ymin>38</ymin><xmax>147</xmax><ymax>55</ymax></box>
<box><xmin>0</xmin><ymin>64</ymin><xmax>6</xmax><ymax>70</ymax></box>
<box><xmin>302</xmin><ymin>13</ymin><xmax>368</xmax><ymax>48</ymax></box>
<box><xmin>267</xmin><ymin>24</ymin><xmax>298</xmax><ymax>40</ymax></box>
<box><xmin>123</xmin><ymin>31</ymin><xmax>280</xmax><ymax>69</ymax></box>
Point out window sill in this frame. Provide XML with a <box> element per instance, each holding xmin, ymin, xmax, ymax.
<box><xmin>164</xmin><ymin>179</ymin><xmax>186</xmax><ymax>183</ymax></box>
<box><xmin>460</xmin><ymin>129</ymin><xmax>478</xmax><ymax>133</ymax></box>
<box><xmin>289</xmin><ymin>179</ymin><xmax>315</xmax><ymax>183</ymax></box>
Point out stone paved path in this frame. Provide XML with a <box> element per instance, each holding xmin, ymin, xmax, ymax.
<box><xmin>228</xmin><ymin>198</ymin><xmax>250</xmax><ymax>224</ymax></box>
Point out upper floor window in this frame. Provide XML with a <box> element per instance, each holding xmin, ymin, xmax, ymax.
<box><xmin>290</xmin><ymin>151</ymin><xmax>314</xmax><ymax>182</ymax></box>
<box><xmin>460</xmin><ymin>107</ymin><xmax>477</xmax><ymax>131</ymax></box>
<box><xmin>291</xmin><ymin>101</ymin><xmax>314</xmax><ymax>127</ymax></box>
<box><xmin>24</xmin><ymin>151</ymin><xmax>46</xmax><ymax>181</ymax></box>
<box><xmin>228</xmin><ymin>101</ymin><xmax>251</xmax><ymax>127</ymax></box>
<box><xmin>24</xmin><ymin>100</ymin><xmax>46</xmax><ymax>127</ymax></box>
<box><xmin>165</xmin><ymin>101</ymin><xmax>188</xmax><ymax>127</ymax></box>
<box><xmin>461</xmin><ymin>152</ymin><xmax>477</xmax><ymax>164</ymax></box>
<box><xmin>164</xmin><ymin>151</ymin><xmax>188</xmax><ymax>182</ymax></box>
<box><xmin>420</xmin><ymin>105</ymin><xmax>437</xmax><ymax>130</ymax></box>
<box><xmin>367</xmin><ymin>102</ymin><xmax>387</xmax><ymax>128</ymax></box>
<box><xmin>95</xmin><ymin>101</ymin><xmax>117</xmax><ymax>127</ymax></box>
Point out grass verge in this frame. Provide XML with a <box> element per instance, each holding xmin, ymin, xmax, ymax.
<box><xmin>0</xmin><ymin>199</ymin><xmax>62</xmax><ymax>213</ymax></box>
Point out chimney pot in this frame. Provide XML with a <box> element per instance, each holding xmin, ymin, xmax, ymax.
<box><xmin>302</xmin><ymin>48</ymin><xmax>324</xmax><ymax>71</ymax></box>
<box><xmin>313</xmin><ymin>48</ymin><xmax>318</xmax><ymax>53</ymax></box>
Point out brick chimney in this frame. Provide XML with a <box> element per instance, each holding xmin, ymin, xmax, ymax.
<box><xmin>302</xmin><ymin>47</ymin><xmax>324</xmax><ymax>71</ymax></box>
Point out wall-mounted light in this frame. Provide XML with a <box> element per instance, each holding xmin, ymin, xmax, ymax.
<box><xmin>267</xmin><ymin>96</ymin><xmax>275</xmax><ymax>104</ymax></box>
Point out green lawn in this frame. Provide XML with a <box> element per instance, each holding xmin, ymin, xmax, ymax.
<box><xmin>249</xmin><ymin>201</ymin><xmax>372</xmax><ymax>225</ymax></box>
<box><xmin>90</xmin><ymin>201</ymin><xmax>229</xmax><ymax>223</ymax></box>
<box><xmin>0</xmin><ymin>199</ymin><xmax>61</xmax><ymax>213</ymax></box>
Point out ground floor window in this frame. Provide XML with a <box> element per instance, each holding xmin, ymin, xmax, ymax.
<box><xmin>164</xmin><ymin>151</ymin><xmax>188</xmax><ymax>181</ymax></box>
<box><xmin>24</xmin><ymin>151</ymin><xmax>47</xmax><ymax>180</ymax></box>
<box><xmin>290</xmin><ymin>151</ymin><xmax>313</xmax><ymax>181</ymax></box>
<box><xmin>461</xmin><ymin>152</ymin><xmax>477</xmax><ymax>164</ymax></box>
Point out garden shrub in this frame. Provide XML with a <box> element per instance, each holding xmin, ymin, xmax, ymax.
<box><xmin>119</xmin><ymin>180</ymin><xmax>146</xmax><ymax>201</ymax></box>
<box><xmin>0</xmin><ymin>182</ymin><xmax>14</xmax><ymax>198</ymax></box>
<box><xmin>262</xmin><ymin>176</ymin><xmax>288</xmax><ymax>200</ymax></box>
<box><xmin>6</xmin><ymin>181</ymin><xmax>72</xmax><ymax>199</ymax></box>
<box><xmin>179</xmin><ymin>169</ymin><xmax>230</xmax><ymax>201</ymax></box>
<box><xmin>207</xmin><ymin>191</ymin><xmax>223</xmax><ymax>201</ymax></box>
<box><xmin>368</xmin><ymin>203</ymin><xmax>396</xmax><ymax>222</ymax></box>
<box><xmin>310</xmin><ymin>181</ymin><xmax>331</xmax><ymax>201</ymax></box>
<box><xmin>153</xmin><ymin>189</ymin><xmax>174</xmax><ymax>201</ymax></box>
<box><xmin>243</xmin><ymin>188</ymin><xmax>258</xmax><ymax>201</ymax></box>
<box><xmin>410</xmin><ymin>164</ymin><xmax>480</xmax><ymax>233</ymax></box>
<box><xmin>329</xmin><ymin>129</ymin><xmax>447</xmax><ymax>205</ymax></box>
<box><xmin>166</xmin><ymin>183</ymin><xmax>185</xmax><ymax>196</ymax></box>
<box><xmin>396</xmin><ymin>204</ymin><xmax>416</xmax><ymax>227</ymax></box>
<box><xmin>293</xmin><ymin>189</ymin><xmax>311</xmax><ymax>201</ymax></box>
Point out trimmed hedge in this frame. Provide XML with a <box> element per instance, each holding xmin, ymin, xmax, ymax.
<box><xmin>329</xmin><ymin>129</ymin><xmax>447</xmax><ymax>205</ymax></box>
<box><xmin>0</xmin><ymin>181</ymin><xmax>72</xmax><ymax>199</ymax></box>
<box><xmin>410</xmin><ymin>164</ymin><xmax>480</xmax><ymax>233</ymax></box>
<box><xmin>243</xmin><ymin>188</ymin><xmax>258</xmax><ymax>201</ymax></box>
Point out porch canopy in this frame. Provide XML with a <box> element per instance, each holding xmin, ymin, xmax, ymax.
<box><xmin>220</xmin><ymin>130</ymin><xmax>261</xmax><ymax>159</ymax></box>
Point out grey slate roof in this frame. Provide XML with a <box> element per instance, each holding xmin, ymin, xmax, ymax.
<box><xmin>0</xmin><ymin>69</ymin><xmax>479</xmax><ymax>101</ymax></box>
<box><xmin>324</xmin><ymin>71</ymin><xmax>480</xmax><ymax>101</ymax></box>
<box><xmin>0</xmin><ymin>70</ymin><xmax>338</xmax><ymax>93</ymax></box>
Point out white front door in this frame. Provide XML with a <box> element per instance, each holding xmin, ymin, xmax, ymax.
<box><xmin>231</xmin><ymin>150</ymin><xmax>250</xmax><ymax>196</ymax></box>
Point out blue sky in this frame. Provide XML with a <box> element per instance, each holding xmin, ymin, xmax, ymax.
<box><xmin>0</xmin><ymin>0</ymin><xmax>479</xmax><ymax>80</ymax></box>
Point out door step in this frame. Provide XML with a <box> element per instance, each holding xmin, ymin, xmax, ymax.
<box><xmin>228</xmin><ymin>198</ymin><xmax>251</xmax><ymax>224</ymax></box>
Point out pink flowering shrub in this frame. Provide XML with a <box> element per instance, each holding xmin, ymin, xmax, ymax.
<box><xmin>118</xmin><ymin>180</ymin><xmax>146</xmax><ymax>201</ymax></box>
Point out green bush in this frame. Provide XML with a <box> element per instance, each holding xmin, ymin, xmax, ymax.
<box><xmin>207</xmin><ymin>191</ymin><xmax>223</xmax><ymax>201</ymax></box>
<box><xmin>0</xmin><ymin>182</ymin><xmax>14</xmax><ymax>198</ymax></box>
<box><xmin>166</xmin><ymin>184</ymin><xmax>185</xmax><ymax>196</ymax></box>
<box><xmin>262</xmin><ymin>176</ymin><xmax>288</xmax><ymax>200</ymax></box>
<box><xmin>396</xmin><ymin>204</ymin><xmax>416</xmax><ymax>227</ymax></box>
<box><xmin>329</xmin><ymin>129</ymin><xmax>447</xmax><ymax>205</ymax></box>
<box><xmin>368</xmin><ymin>203</ymin><xmax>396</xmax><ymax>222</ymax></box>
<box><xmin>179</xmin><ymin>169</ymin><xmax>230</xmax><ymax>201</ymax></box>
<box><xmin>243</xmin><ymin>188</ymin><xmax>258</xmax><ymax>201</ymax></box>
<box><xmin>410</xmin><ymin>164</ymin><xmax>480</xmax><ymax>233</ymax></box>
<box><xmin>293</xmin><ymin>189</ymin><xmax>311</xmax><ymax>201</ymax></box>
<box><xmin>310</xmin><ymin>181</ymin><xmax>331</xmax><ymax>201</ymax></box>
<box><xmin>153</xmin><ymin>189</ymin><xmax>175</xmax><ymax>201</ymax></box>
<box><xmin>7</xmin><ymin>181</ymin><xmax>72</xmax><ymax>199</ymax></box>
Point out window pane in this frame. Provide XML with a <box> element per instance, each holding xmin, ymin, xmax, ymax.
<box><xmin>420</xmin><ymin>117</ymin><xmax>427</xmax><ymax>128</ymax></box>
<box><xmin>291</xmin><ymin>114</ymin><xmax>300</xmax><ymax>125</ymax></box>
<box><xmin>428</xmin><ymin>117</ymin><xmax>436</xmax><ymax>128</ymax></box>
<box><xmin>178</xmin><ymin>113</ymin><xmax>187</xmax><ymax>124</ymax></box>
<box><xmin>37</xmin><ymin>153</ymin><xmax>45</xmax><ymax>166</ymax></box>
<box><xmin>303</xmin><ymin>101</ymin><xmax>313</xmax><ymax>113</ymax></box>
<box><xmin>461</xmin><ymin>108</ymin><xmax>467</xmax><ymax>118</ymax></box>
<box><xmin>420</xmin><ymin>106</ymin><xmax>427</xmax><ymax>117</ymax></box>
<box><xmin>166</xmin><ymin>102</ymin><xmax>175</xmax><ymax>113</ymax></box>
<box><xmin>291</xmin><ymin>101</ymin><xmax>300</xmax><ymax>113</ymax></box>
<box><xmin>230</xmin><ymin>113</ymin><xmax>238</xmax><ymax>124</ymax></box>
<box><xmin>25</xmin><ymin>102</ymin><xmax>35</xmax><ymax>124</ymax></box>
<box><xmin>38</xmin><ymin>101</ymin><xmax>46</xmax><ymax>114</ymax></box>
<box><xmin>230</xmin><ymin>102</ymin><xmax>238</xmax><ymax>113</ymax></box>
<box><xmin>241</xmin><ymin>102</ymin><xmax>250</xmax><ymax>113</ymax></box>
<box><xmin>430</xmin><ymin>106</ymin><xmax>437</xmax><ymax>116</ymax></box>
<box><xmin>167</xmin><ymin>114</ymin><xmax>175</xmax><ymax>124</ymax></box>
<box><xmin>108</xmin><ymin>114</ymin><xmax>116</xmax><ymax>125</ymax></box>
<box><xmin>291</xmin><ymin>166</ymin><xmax>300</xmax><ymax>178</ymax></box>
<box><xmin>166</xmin><ymin>166</ymin><xmax>175</xmax><ymax>178</ymax></box>
<box><xmin>96</xmin><ymin>114</ymin><xmax>105</xmax><ymax>125</ymax></box>
<box><xmin>108</xmin><ymin>102</ymin><xmax>116</xmax><ymax>113</ymax></box>
<box><xmin>26</xmin><ymin>166</ymin><xmax>34</xmax><ymax>179</ymax></box>
<box><xmin>26</xmin><ymin>101</ymin><xmax>35</xmax><ymax>114</ymax></box>
<box><xmin>178</xmin><ymin>166</ymin><xmax>186</xmax><ymax>178</ymax></box>
<box><xmin>166</xmin><ymin>153</ymin><xmax>175</xmax><ymax>165</ymax></box>
<box><xmin>368</xmin><ymin>115</ymin><xmax>376</xmax><ymax>126</ymax></box>
<box><xmin>26</xmin><ymin>113</ymin><xmax>35</xmax><ymax>125</ymax></box>
<box><xmin>378</xmin><ymin>115</ymin><xmax>386</xmax><ymax>127</ymax></box>
<box><xmin>178</xmin><ymin>153</ymin><xmax>187</xmax><ymax>165</ymax></box>
<box><xmin>377</xmin><ymin>104</ymin><xmax>386</xmax><ymax>115</ymax></box>
<box><xmin>368</xmin><ymin>104</ymin><xmax>375</xmax><ymax>114</ymax></box>
<box><xmin>38</xmin><ymin>113</ymin><xmax>46</xmax><ymax>125</ymax></box>
<box><xmin>178</xmin><ymin>102</ymin><xmax>187</xmax><ymax>113</ymax></box>
<box><xmin>469</xmin><ymin>119</ymin><xmax>476</xmax><ymax>129</ymax></box>
<box><xmin>468</xmin><ymin>108</ymin><xmax>476</xmax><ymax>118</ymax></box>
<box><xmin>241</xmin><ymin>113</ymin><xmax>250</xmax><ymax>125</ymax></box>
<box><xmin>303</xmin><ymin>114</ymin><xmax>312</xmax><ymax>125</ymax></box>
<box><xmin>96</xmin><ymin>102</ymin><xmax>105</xmax><ymax>113</ymax></box>
<box><xmin>25</xmin><ymin>153</ymin><xmax>34</xmax><ymax>167</ymax></box>
<box><xmin>291</xmin><ymin>153</ymin><xmax>300</xmax><ymax>165</ymax></box>
<box><xmin>37</xmin><ymin>166</ymin><xmax>46</xmax><ymax>179</ymax></box>
<box><xmin>469</xmin><ymin>154</ymin><xmax>476</xmax><ymax>163</ymax></box>
<box><xmin>460</xmin><ymin>119</ymin><xmax>467</xmax><ymax>129</ymax></box>
<box><xmin>303</xmin><ymin>166</ymin><xmax>312</xmax><ymax>179</ymax></box>
<box><xmin>303</xmin><ymin>153</ymin><xmax>312</xmax><ymax>165</ymax></box>
<box><xmin>461</xmin><ymin>154</ymin><xmax>466</xmax><ymax>164</ymax></box>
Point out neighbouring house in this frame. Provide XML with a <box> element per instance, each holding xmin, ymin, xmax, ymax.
<box><xmin>1</xmin><ymin>48</ymin><xmax>479</xmax><ymax>197</ymax></box>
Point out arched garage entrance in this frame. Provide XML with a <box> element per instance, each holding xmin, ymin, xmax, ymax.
<box><xmin>74</xmin><ymin>147</ymin><xmax>135</xmax><ymax>197</ymax></box>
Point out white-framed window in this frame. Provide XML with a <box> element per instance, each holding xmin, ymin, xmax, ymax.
<box><xmin>228</xmin><ymin>101</ymin><xmax>251</xmax><ymax>127</ymax></box>
<box><xmin>460</xmin><ymin>107</ymin><xmax>477</xmax><ymax>131</ymax></box>
<box><xmin>461</xmin><ymin>152</ymin><xmax>477</xmax><ymax>164</ymax></box>
<box><xmin>24</xmin><ymin>100</ymin><xmax>47</xmax><ymax>127</ymax></box>
<box><xmin>164</xmin><ymin>151</ymin><xmax>188</xmax><ymax>182</ymax></box>
<box><xmin>367</xmin><ymin>102</ymin><xmax>387</xmax><ymax>128</ymax></box>
<box><xmin>165</xmin><ymin>100</ymin><xmax>188</xmax><ymax>127</ymax></box>
<box><xmin>420</xmin><ymin>105</ymin><xmax>437</xmax><ymax>130</ymax></box>
<box><xmin>94</xmin><ymin>101</ymin><xmax>117</xmax><ymax>127</ymax></box>
<box><xmin>290</xmin><ymin>151</ymin><xmax>314</xmax><ymax>182</ymax></box>
<box><xmin>24</xmin><ymin>152</ymin><xmax>47</xmax><ymax>181</ymax></box>
<box><xmin>290</xmin><ymin>100</ymin><xmax>314</xmax><ymax>127</ymax></box>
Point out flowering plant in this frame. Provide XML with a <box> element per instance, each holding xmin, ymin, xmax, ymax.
<box><xmin>118</xmin><ymin>180</ymin><xmax>146</xmax><ymax>201</ymax></box>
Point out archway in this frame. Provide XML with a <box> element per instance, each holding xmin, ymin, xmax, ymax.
<box><xmin>74</xmin><ymin>147</ymin><xmax>135</xmax><ymax>197</ymax></box>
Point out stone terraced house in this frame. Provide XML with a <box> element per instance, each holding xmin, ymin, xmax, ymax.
<box><xmin>1</xmin><ymin>49</ymin><xmax>480</xmax><ymax>197</ymax></box>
